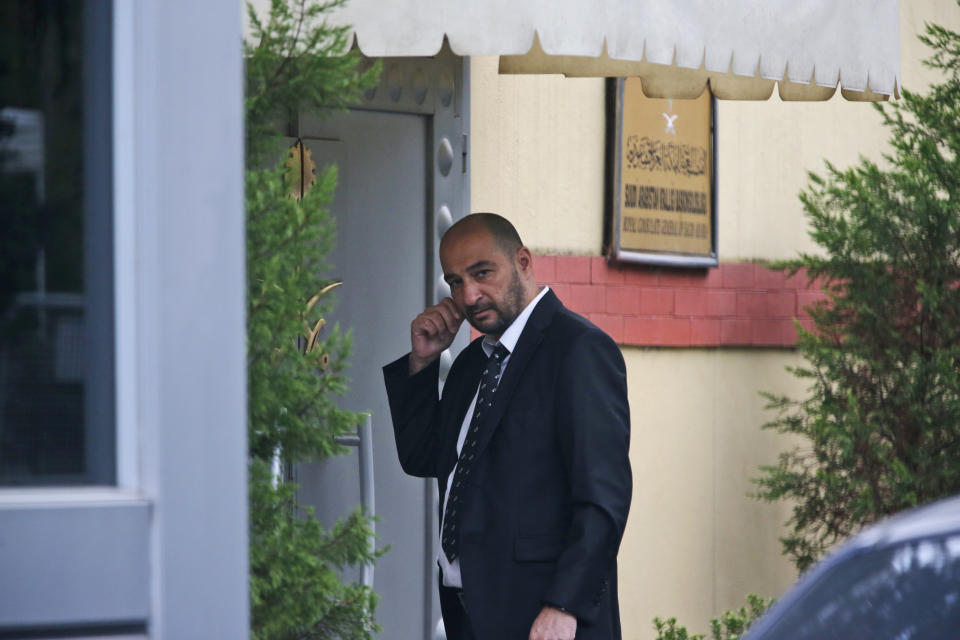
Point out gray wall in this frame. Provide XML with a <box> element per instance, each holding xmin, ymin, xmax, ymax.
<box><xmin>132</xmin><ymin>0</ymin><xmax>248</xmax><ymax>637</ymax></box>
<box><xmin>0</xmin><ymin>0</ymin><xmax>249</xmax><ymax>637</ymax></box>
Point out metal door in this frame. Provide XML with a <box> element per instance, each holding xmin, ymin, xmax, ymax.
<box><xmin>296</xmin><ymin>52</ymin><xmax>469</xmax><ymax>640</ymax></box>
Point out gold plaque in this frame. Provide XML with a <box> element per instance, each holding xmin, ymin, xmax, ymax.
<box><xmin>611</xmin><ymin>79</ymin><xmax>716</xmax><ymax>266</ymax></box>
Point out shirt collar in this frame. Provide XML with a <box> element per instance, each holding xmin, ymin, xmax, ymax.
<box><xmin>481</xmin><ymin>286</ymin><xmax>550</xmax><ymax>357</ymax></box>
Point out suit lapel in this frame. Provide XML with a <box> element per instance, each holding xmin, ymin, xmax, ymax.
<box><xmin>471</xmin><ymin>290</ymin><xmax>561</xmax><ymax>462</ymax></box>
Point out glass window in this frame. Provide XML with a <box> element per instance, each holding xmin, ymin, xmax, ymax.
<box><xmin>0</xmin><ymin>0</ymin><xmax>114</xmax><ymax>485</ymax></box>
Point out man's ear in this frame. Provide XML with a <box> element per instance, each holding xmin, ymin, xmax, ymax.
<box><xmin>515</xmin><ymin>246</ymin><xmax>533</xmax><ymax>274</ymax></box>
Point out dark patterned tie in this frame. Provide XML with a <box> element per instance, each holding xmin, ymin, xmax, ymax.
<box><xmin>441</xmin><ymin>343</ymin><xmax>510</xmax><ymax>562</ymax></box>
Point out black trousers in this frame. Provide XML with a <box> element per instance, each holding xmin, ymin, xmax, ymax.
<box><xmin>439</xmin><ymin>584</ymin><xmax>476</xmax><ymax>640</ymax></box>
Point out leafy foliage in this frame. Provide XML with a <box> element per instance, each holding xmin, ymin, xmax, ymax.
<box><xmin>754</xmin><ymin>14</ymin><xmax>960</xmax><ymax>572</ymax></box>
<box><xmin>652</xmin><ymin>595</ymin><xmax>775</xmax><ymax>640</ymax></box>
<box><xmin>250</xmin><ymin>461</ymin><xmax>377</xmax><ymax>640</ymax></box>
<box><xmin>245</xmin><ymin>1</ymin><xmax>381</xmax><ymax>638</ymax></box>
<box><xmin>245</xmin><ymin>0</ymin><xmax>379</xmax><ymax>166</ymax></box>
<box><xmin>246</xmin><ymin>163</ymin><xmax>355</xmax><ymax>465</ymax></box>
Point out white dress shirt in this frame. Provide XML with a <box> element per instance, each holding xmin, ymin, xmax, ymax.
<box><xmin>439</xmin><ymin>285</ymin><xmax>550</xmax><ymax>588</ymax></box>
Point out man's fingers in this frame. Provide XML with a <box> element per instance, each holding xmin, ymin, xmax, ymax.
<box><xmin>438</xmin><ymin>296</ymin><xmax>463</xmax><ymax>320</ymax></box>
<box><xmin>409</xmin><ymin>300</ymin><xmax>462</xmax><ymax>368</ymax></box>
<box><xmin>414</xmin><ymin>313</ymin><xmax>443</xmax><ymax>338</ymax></box>
<box><xmin>408</xmin><ymin>300</ymin><xmax>462</xmax><ymax>374</ymax></box>
<box><xmin>529</xmin><ymin>608</ymin><xmax>576</xmax><ymax>640</ymax></box>
<box><xmin>433</xmin><ymin>299</ymin><xmax>463</xmax><ymax>334</ymax></box>
<box><xmin>418</xmin><ymin>302</ymin><xmax>461</xmax><ymax>337</ymax></box>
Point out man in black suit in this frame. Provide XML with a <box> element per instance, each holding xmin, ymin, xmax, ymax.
<box><xmin>383</xmin><ymin>213</ymin><xmax>632</xmax><ymax>639</ymax></box>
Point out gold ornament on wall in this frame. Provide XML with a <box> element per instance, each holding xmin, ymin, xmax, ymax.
<box><xmin>302</xmin><ymin>281</ymin><xmax>343</xmax><ymax>371</ymax></box>
<box><xmin>285</xmin><ymin>138</ymin><xmax>317</xmax><ymax>201</ymax></box>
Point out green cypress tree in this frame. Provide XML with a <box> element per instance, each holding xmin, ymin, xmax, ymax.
<box><xmin>755</xmin><ymin>11</ymin><xmax>960</xmax><ymax>572</ymax></box>
<box><xmin>244</xmin><ymin>1</ymin><xmax>381</xmax><ymax>637</ymax></box>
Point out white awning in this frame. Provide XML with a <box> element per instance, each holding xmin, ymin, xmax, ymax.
<box><xmin>332</xmin><ymin>0</ymin><xmax>900</xmax><ymax>101</ymax></box>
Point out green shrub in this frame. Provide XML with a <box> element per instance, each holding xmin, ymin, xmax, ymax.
<box><xmin>754</xmin><ymin>10</ymin><xmax>960</xmax><ymax>573</ymax></box>
<box><xmin>245</xmin><ymin>1</ymin><xmax>381</xmax><ymax>638</ymax></box>
<box><xmin>653</xmin><ymin>595</ymin><xmax>775</xmax><ymax>640</ymax></box>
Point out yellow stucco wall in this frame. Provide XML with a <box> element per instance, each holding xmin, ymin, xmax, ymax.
<box><xmin>469</xmin><ymin>57</ymin><xmax>607</xmax><ymax>254</ymax></box>
<box><xmin>619</xmin><ymin>348</ymin><xmax>804</xmax><ymax>639</ymax></box>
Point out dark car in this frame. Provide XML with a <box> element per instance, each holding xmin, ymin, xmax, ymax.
<box><xmin>743</xmin><ymin>495</ymin><xmax>960</xmax><ymax>640</ymax></box>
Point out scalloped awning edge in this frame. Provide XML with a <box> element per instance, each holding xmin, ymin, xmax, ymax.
<box><xmin>333</xmin><ymin>0</ymin><xmax>899</xmax><ymax>101</ymax></box>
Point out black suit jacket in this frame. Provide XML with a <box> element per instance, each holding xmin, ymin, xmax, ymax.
<box><xmin>383</xmin><ymin>290</ymin><xmax>632</xmax><ymax>639</ymax></box>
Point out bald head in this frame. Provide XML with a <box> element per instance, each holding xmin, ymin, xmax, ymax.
<box><xmin>441</xmin><ymin>213</ymin><xmax>523</xmax><ymax>260</ymax></box>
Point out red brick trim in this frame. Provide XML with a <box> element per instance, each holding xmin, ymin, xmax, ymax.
<box><xmin>535</xmin><ymin>255</ymin><xmax>827</xmax><ymax>348</ymax></box>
